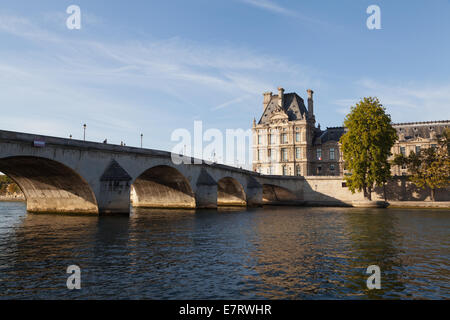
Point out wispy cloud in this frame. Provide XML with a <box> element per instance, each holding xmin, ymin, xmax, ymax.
<box><xmin>0</xmin><ymin>14</ymin><xmax>60</xmax><ymax>42</ymax></box>
<box><xmin>334</xmin><ymin>78</ymin><xmax>450</xmax><ymax>122</ymax></box>
<box><xmin>0</xmin><ymin>13</ymin><xmax>319</xmax><ymax>94</ymax></box>
<box><xmin>211</xmin><ymin>95</ymin><xmax>252</xmax><ymax>111</ymax></box>
<box><xmin>240</xmin><ymin>0</ymin><xmax>294</xmax><ymax>16</ymax></box>
<box><xmin>0</xmin><ymin>13</ymin><xmax>320</xmax><ymax>147</ymax></box>
<box><xmin>238</xmin><ymin>0</ymin><xmax>329</xmax><ymax>27</ymax></box>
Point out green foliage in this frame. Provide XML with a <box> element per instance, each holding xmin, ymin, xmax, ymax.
<box><xmin>0</xmin><ymin>174</ymin><xmax>14</xmax><ymax>184</ymax></box>
<box><xmin>0</xmin><ymin>174</ymin><xmax>21</xmax><ymax>195</ymax></box>
<box><xmin>398</xmin><ymin>131</ymin><xmax>450</xmax><ymax>201</ymax></box>
<box><xmin>6</xmin><ymin>183</ymin><xmax>20</xmax><ymax>194</ymax></box>
<box><xmin>340</xmin><ymin>97</ymin><xmax>397</xmax><ymax>200</ymax></box>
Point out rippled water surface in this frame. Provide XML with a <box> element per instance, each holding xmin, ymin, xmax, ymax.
<box><xmin>0</xmin><ymin>201</ymin><xmax>449</xmax><ymax>299</ymax></box>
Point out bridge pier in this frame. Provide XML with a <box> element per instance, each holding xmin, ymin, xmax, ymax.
<box><xmin>97</xmin><ymin>160</ymin><xmax>132</xmax><ymax>215</ymax></box>
<box><xmin>246</xmin><ymin>177</ymin><xmax>263</xmax><ymax>207</ymax></box>
<box><xmin>195</xmin><ymin>169</ymin><xmax>218</xmax><ymax>208</ymax></box>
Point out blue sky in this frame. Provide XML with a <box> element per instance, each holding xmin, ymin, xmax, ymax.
<box><xmin>0</xmin><ymin>0</ymin><xmax>449</xmax><ymax>153</ymax></box>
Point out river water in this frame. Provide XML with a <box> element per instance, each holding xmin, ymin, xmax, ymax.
<box><xmin>0</xmin><ymin>201</ymin><xmax>448</xmax><ymax>299</ymax></box>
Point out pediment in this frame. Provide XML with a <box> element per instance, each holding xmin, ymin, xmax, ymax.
<box><xmin>269</xmin><ymin>106</ymin><xmax>289</xmax><ymax>123</ymax></box>
<box><xmin>270</xmin><ymin>112</ymin><xmax>288</xmax><ymax>120</ymax></box>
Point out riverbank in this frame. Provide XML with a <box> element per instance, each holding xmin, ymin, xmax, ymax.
<box><xmin>0</xmin><ymin>195</ymin><xmax>25</xmax><ymax>202</ymax></box>
<box><xmin>387</xmin><ymin>201</ymin><xmax>450</xmax><ymax>209</ymax></box>
<box><xmin>1</xmin><ymin>198</ymin><xmax>449</xmax><ymax>208</ymax></box>
<box><xmin>280</xmin><ymin>200</ymin><xmax>450</xmax><ymax>209</ymax></box>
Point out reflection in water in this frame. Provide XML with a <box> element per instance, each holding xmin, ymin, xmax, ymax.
<box><xmin>343</xmin><ymin>210</ymin><xmax>405</xmax><ymax>299</ymax></box>
<box><xmin>246</xmin><ymin>207</ymin><xmax>354</xmax><ymax>299</ymax></box>
<box><xmin>0</xmin><ymin>202</ymin><xmax>448</xmax><ymax>299</ymax></box>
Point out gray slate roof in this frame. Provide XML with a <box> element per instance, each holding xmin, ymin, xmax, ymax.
<box><xmin>393</xmin><ymin>121</ymin><xmax>449</xmax><ymax>140</ymax></box>
<box><xmin>258</xmin><ymin>93</ymin><xmax>309</xmax><ymax>124</ymax></box>
<box><xmin>312</xmin><ymin>120</ymin><xmax>449</xmax><ymax>145</ymax></box>
<box><xmin>314</xmin><ymin>127</ymin><xmax>346</xmax><ymax>145</ymax></box>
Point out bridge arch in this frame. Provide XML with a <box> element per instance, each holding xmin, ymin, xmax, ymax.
<box><xmin>263</xmin><ymin>184</ymin><xmax>299</xmax><ymax>205</ymax></box>
<box><xmin>131</xmin><ymin>165</ymin><xmax>196</xmax><ymax>209</ymax></box>
<box><xmin>217</xmin><ymin>177</ymin><xmax>246</xmax><ymax>206</ymax></box>
<box><xmin>0</xmin><ymin>156</ymin><xmax>98</xmax><ymax>213</ymax></box>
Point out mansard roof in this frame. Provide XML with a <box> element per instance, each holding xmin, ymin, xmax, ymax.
<box><xmin>393</xmin><ymin>120</ymin><xmax>449</xmax><ymax>140</ymax></box>
<box><xmin>311</xmin><ymin>120</ymin><xmax>449</xmax><ymax>146</ymax></box>
<box><xmin>313</xmin><ymin>127</ymin><xmax>346</xmax><ymax>145</ymax></box>
<box><xmin>258</xmin><ymin>93</ymin><xmax>309</xmax><ymax>124</ymax></box>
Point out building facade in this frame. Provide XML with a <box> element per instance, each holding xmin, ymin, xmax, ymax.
<box><xmin>390</xmin><ymin>121</ymin><xmax>449</xmax><ymax>175</ymax></box>
<box><xmin>252</xmin><ymin>87</ymin><xmax>449</xmax><ymax>176</ymax></box>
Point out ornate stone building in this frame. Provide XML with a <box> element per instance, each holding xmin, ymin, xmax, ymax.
<box><xmin>390</xmin><ymin>121</ymin><xmax>450</xmax><ymax>175</ymax></box>
<box><xmin>252</xmin><ymin>87</ymin><xmax>449</xmax><ymax>176</ymax></box>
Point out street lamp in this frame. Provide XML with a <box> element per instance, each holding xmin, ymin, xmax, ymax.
<box><xmin>140</xmin><ymin>133</ymin><xmax>143</xmax><ymax>148</ymax></box>
<box><xmin>83</xmin><ymin>124</ymin><xmax>86</xmax><ymax>141</ymax></box>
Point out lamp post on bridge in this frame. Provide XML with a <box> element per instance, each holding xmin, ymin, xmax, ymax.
<box><xmin>83</xmin><ymin>124</ymin><xmax>86</xmax><ymax>141</ymax></box>
<box><xmin>140</xmin><ymin>133</ymin><xmax>143</xmax><ymax>148</ymax></box>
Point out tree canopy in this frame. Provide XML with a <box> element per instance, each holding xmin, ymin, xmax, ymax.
<box><xmin>340</xmin><ymin>97</ymin><xmax>397</xmax><ymax>200</ymax></box>
<box><xmin>0</xmin><ymin>175</ymin><xmax>20</xmax><ymax>195</ymax></box>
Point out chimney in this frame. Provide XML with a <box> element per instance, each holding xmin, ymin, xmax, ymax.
<box><xmin>307</xmin><ymin>89</ymin><xmax>314</xmax><ymax>118</ymax></box>
<box><xmin>263</xmin><ymin>91</ymin><xmax>272</xmax><ymax>111</ymax></box>
<box><xmin>278</xmin><ymin>87</ymin><xmax>285</xmax><ymax>108</ymax></box>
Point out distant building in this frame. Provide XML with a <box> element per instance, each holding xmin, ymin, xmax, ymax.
<box><xmin>390</xmin><ymin>121</ymin><xmax>449</xmax><ymax>175</ymax></box>
<box><xmin>252</xmin><ymin>87</ymin><xmax>449</xmax><ymax>176</ymax></box>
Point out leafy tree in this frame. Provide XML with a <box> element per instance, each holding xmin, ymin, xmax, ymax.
<box><xmin>340</xmin><ymin>97</ymin><xmax>397</xmax><ymax>200</ymax></box>
<box><xmin>0</xmin><ymin>184</ymin><xmax>6</xmax><ymax>195</ymax></box>
<box><xmin>0</xmin><ymin>174</ymin><xmax>21</xmax><ymax>196</ymax></box>
<box><xmin>6</xmin><ymin>183</ymin><xmax>20</xmax><ymax>195</ymax></box>
<box><xmin>0</xmin><ymin>175</ymin><xmax>11</xmax><ymax>195</ymax></box>
<box><xmin>0</xmin><ymin>174</ymin><xmax>13</xmax><ymax>185</ymax></box>
<box><xmin>393</xmin><ymin>128</ymin><xmax>450</xmax><ymax>201</ymax></box>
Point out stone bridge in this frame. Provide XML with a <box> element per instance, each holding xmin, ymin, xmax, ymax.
<box><xmin>0</xmin><ymin>130</ymin><xmax>307</xmax><ymax>215</ymax></box>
